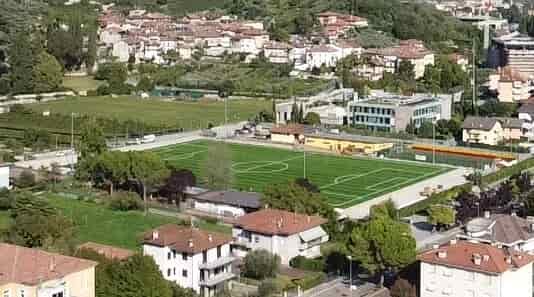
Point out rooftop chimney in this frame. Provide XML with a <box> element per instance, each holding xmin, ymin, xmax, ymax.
<box><xmin>438</xmin><ymin>251</ymin><xmax>447</xmax><ymax>259</ymax></box>
<box><xmin>152</xmin><ymin>231</ymin><xmax>159</xmax><ymax>240</ymax></box>
<box><xmin>511</xmin><ymin>211</ymin><xmax>517</xmax><ymax>217</ymax></box>
<box><xmin>188</xmin><ymin>239</ymin><xmax>194</xmax><ymax>248</ymax></box>
<box><xmin>483</xmin><ymin>254</ymin><xmax>490</xmax><ymax>262</ymax></box>
<box><xmin>473</xmin><ymin>254</ymin><xmax>482</xmax><ymax>265</ymax></box>
<box><xmin>484</xmin><ymin>211</ymin><xmax>490</xmax><ymax>219</ymax></box>
<box><xmin>450</xmin><ymin>239</ymin><xmax>457</xmax><ymax>245</ymax></box>
<box><xmin>208</xmin><ymin>234</ymin><xmax>213</xmax><ymax>242</ymax></box>
<box><xmin>433</xmin><ymin>244</ymin><xmax>440</xmax><ymax>250</ymax></box>
<box><xmin>49</xmin><ymin>257</ymin><xmax>56</xmax><ymax>272</ymax></box>
<box><xmin>506</xmin><ymin>256</ymin><xmax>512</xmax><ymax>264</ymax></box>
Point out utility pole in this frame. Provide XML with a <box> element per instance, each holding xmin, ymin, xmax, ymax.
<box><xmin>472</xmin><ymin>38</ymin><xmax>477</xmax><ymax>115</ymax></box>
<box><xmin>71</xmin><ymin>112</ymin><xmax>74</xmax><ymax>151</ymax></box>
<box><xmin>303</xmin><ymin>150</ymin><xmax>306</xmax><ymax>179</ymax></box>
<box><xmin>432</xmin><ymin>120</ymin><xmax>436</xmax><ymax>165</ymax></box>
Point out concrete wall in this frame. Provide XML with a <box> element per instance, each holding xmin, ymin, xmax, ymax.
<box><xmin>193</xmin><ymin>201</ymin><xmax>246</xmax><ymax>217</ymax></box>
<box><xmin>0</xmin><ymin>166</ymin><xmax>9</xmax><ymax>189</ymax></box>
<box><xmin>304</xmin><ymin>136</ymin><xmax>393</xmax><ymax>154</ymax></box>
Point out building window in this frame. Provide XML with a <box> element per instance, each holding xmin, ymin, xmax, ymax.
<box><xmin>3</xmin><ymin>290</ymin><xmax>10</xmax><ymax>297</ymax></box>
<box><xmin>254</xmin><ymin>236</ymin><xmax>260</xmax><ymax>243</ymax></box>
<box><xmin>52</xmin><ymin>292</ymin><xmax>63</xmax><ymax>297</ymax></box>
<box><xmin>217</xmin><ymin>246</ymin><xmax>222</xmax><ymax>258</ymax></box>
<box><xmin>182</xmin><ymin>253</ymin><xmax>187</xmax><ymax>261</ymax></box>
<box><xmin>173</xmin><ymin>268</ymin><xmax>176</xmax><ymax>275</ymax></box>
<box><xmin>167</xmin><ymin>252</ymin><xmax>171</xmax><ymax>260</ymax></box>
<box><xmin>182</xmin><ymin>270</ymin><xmax>188</xmax><ymax>277</ymax></box>
<box><xmin>167</xmin><ymin>269</ymin><xmax>171</xmax><ymax>277</ymax></box>
<box><xmin>442</xmin><ymin>288</ymin><xmax>453</xmax><ymax>296</ymax></box>
<box><xmin>203</xmin><ymin>251</ymin><xmax>207</xmax><ymax>263</ymax></box>
<box><xmin>173</xmin><ymin>250</ymin><xmax>177</xmax><ymax>258</ymax></box>
<box><xmin>18</xmin><ymin>290</ymin><xmax>24</xmax><ymax>297</ymax></box>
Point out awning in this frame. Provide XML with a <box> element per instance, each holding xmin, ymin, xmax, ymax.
<box><xmin>299</xmin><ymin>227</ymin><xmax>327</xmax><ymax>242</ymax></box>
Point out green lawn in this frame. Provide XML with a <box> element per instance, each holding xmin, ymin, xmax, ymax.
<box><xmin>46</xmin><ymin>195</ymin><xmax>231</xmax><ymax>250</ymax></box>
<box><xmin>27</xmin><ymin>96</ymin><xmax>271</xmax><ymax>127</ymax></box>
<box><xmin>156</xmin><ymin>140</ymin><xmax>449</xmax><ymax>208</ymax></box>
<box><xmin>0</xmin><ymin>211</ymin><xmax>10</xmax><ymax>229</ymax></box>
<box><xmin>62</xmin><ymin>76</ymin><xmax>104</xmax><ymax>92</ymax></box>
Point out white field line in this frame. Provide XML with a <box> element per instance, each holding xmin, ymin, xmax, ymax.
<box><xmin>366</xmin><ymin>177</ymin><xmax>407</xmax><ymax>190</ymax></box>
<box><xmin>233</xmin><ymin>154</ymin><xmax>304</xmax><ymax>173</ymax></box>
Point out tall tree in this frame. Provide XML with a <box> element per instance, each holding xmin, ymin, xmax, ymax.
<box><xmin>161</xmin><ymin>169</ymin><xmax>196</xmax><ymax>205</ymax></box>
<box><xmin>202</xmin><ymin>142</ymin><xmax>233</xmax><ymax>190</ymax></box>
<box><xmin>32</xmin><ymin>51</ymin><xmax>63</xmax><ymax>93</ymax></box>
<box><xmin>79</xmin><ymin>119</ymin><xmax>107</xmax><ymax>159</ymax></box>
<box><xmin>9</xmin><ymin>31</ymin><xmax>34</xmax><ymax>93</ymax></box>
<box><xmin>94</xmin><ymin>151</ymin><xmax>131</xmax><ymax>195</ymax></box>
<box><xmin>130</xmin><ymin>152</ymin><xmax>169</xmax><ymax>214</ymax></box>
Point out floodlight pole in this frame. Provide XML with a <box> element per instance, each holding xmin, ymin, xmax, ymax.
<box><xmin>303</xmin><ymin>150</ymin><xmax>306</xmax><ymax>179</ymax></box>
<box><xmin>432</xmin><ymin>120</ymin><xmax>436</xmax><ymax>165</ymax></box>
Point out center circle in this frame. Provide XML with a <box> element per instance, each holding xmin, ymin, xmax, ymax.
<box><xmin>231</xmin><ymin>161</ymin><xmax>289</xmax><ymax>173</ymax></box>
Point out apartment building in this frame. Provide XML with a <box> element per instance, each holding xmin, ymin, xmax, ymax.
<box><xmin>348</xmin><ymin>91</ymin><xmax>452</xmax><ymax>132</ymax></box>
<box><xmin>488</xmin><ymin>66</ymin><xmax>531</xmax><ymax>103</ymax></box>
<box><xmin>492</xmin><ymin>33</ymin><xmax>534</xmax><ymax>76</ymax></box>
<box><xmin>143</xmin><ymin>225</ymin><xmax>235</xmax><ymax>297</ymax></box>
<box><xmin>0</xmin><ymin>243</ymin><xmax>97</xmax><ymax>297</ymax></box>
<box><xmin>461</xmin><ymin>116</ymin><xmax>522</xmax><ymax>145</ymax></box>
<box><xmin>518</xmin><ymin>103</ymin><xmax>534</xmax><ymax>140</ymax></box>
<box><xmin>232</xmin><ymin>209</ymin><xmax>329</xmax><ymax>265</ymax></box>
<box><xmin>419</xmin><ymin>241</ymin><xmax>534</xmax><ymax>297</ymax></box>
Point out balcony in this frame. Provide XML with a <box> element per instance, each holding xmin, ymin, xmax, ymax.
<box><xmin>199</xmin><ymin>272</ymin><xmax>236</xmax><ymax>287</ymax></box>
<box><xmin>199</xmin><ymin>256</ymin><xmax>236</xmax><ymax>270</ymax></box>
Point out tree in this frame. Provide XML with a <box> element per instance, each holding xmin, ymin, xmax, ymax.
<box><xmin>390</xmin><ymin>278</ymin><xmax>417</xmax><ymax>297</ymax></box>
<box><xmin>137</xmin><ymin>75</ymin><xmax>155</xmax><ymax>92</ymax></box>
<box><xmin>16</xmin><ymin>170</ymin><xmax>36</xmax><ymax>188</ymax></box>
<box><xmin>130</xmin><ymin>151</ymin><xmax>169</xmax><ymax>214</ymax></box>
<box><xmin>32</xmin><ymin>51</ymin><xmax>63</xmax><ymax>93</ymax></box>
<box><xmin>397</xmin><ymin>60</ymin><xmax>415</xmax><ymax>81</ymax></box>
<box><xmin>294</xmin><ymin>177</ymin><xmax>320</xmax><ymax>193</ymax></box>
<box><xmin>161</xmin><ymin>169</ymin><xmax>196</xmax><ymax>205</ymax></box>
<box><xmin>303</xmin><ymin>112</ymin><xmax>321</xmax><ymax>125</ymax></box>
<box><xmin>79</xmin><ymin>119</ymin><xmax>107</xmax><ymax>159</ymax></box>
<box><xmin>94</xmin><ymin>151</ymin><xmax>131</xmax><ymax>194</ymax></box>
<box><xmin>9</xmin><ymin>31</ymin><xmax>34</xmax><ymax>94</ymax></box>
<box><xmin>417</xmin><ymin>121</ymin><xmax>434</xmax><ymax>138</ymax></box>
<box><xmin>346</xmin><ymin>210</ymin><xmax>416</xmax><ymax>284</ymax></box>
<box><xmin>427</xmin><ymin>205</ymin><xmax>456</xmax><ymax>228</ymax></box>
<box><xmin>243</xmin><ymin>249</ymin><xmax>280</xmax><ymax>280</ymax></box>
<box><xmin>202</xmin><ymin>142</ymin><xmax>233</xmax><ymax>190</ymax></box>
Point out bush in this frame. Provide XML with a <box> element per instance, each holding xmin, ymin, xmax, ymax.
<box><xmin>108</xmin><ymin>191</ymin><xmax>143</xmax><ymax>211</ymax></box>
<box><xmin>16</xmin><ymin>170</ymin><xmax>36</xmax><ymax>188</ymax></box>
<box><xmin>289</xmin><ymin>256</ymin><xmax>325</xmax><ymax>272</ymax></box>
<box><xmin>243</xmin><ymin>249</ymin><xmax>280</xmax><ymax>280</ymax></box>
<box><xmin>258</xmin><ymin>279</ymin><xmax>279</xmax><ymax>297</ymax></box>
<box><xmin>294</xmin><ymin>272</ymin><xmax>326</xmax><ymax>291</ymax></box>
<box><xmin>398</xmin><ymin>184</ymin><xmax>471</xmax><ymax>217</ymax></box>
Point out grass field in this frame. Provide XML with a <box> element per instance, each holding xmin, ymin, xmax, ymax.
<box><xmin>156</xmin><ymin>140</ymin><xmax>449</xmax><ymax>208</ymax></box>
<box><xmin>46</xmin><ymin>195</ymin><xmax>230</xmax><ymax>250</ymax></box>
<box><xmin>28</xmin><ymin>96</ymin><xmax>271</xmax><ymax>127</ymax></box>
<box><xmin>62</xmin><ymin>76</ymin><xmax>104</xmax><ymax>92</ymax></box>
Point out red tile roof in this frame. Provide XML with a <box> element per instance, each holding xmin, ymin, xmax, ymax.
<box><xmin>271</xmin><ymin>124</ymin><xmax>305</xmax><ymax>135</ymax></box>
<box><xmin>418</xmin><ymin>241</ymin><xmax>534</xmax><ymax>275</ymax></box>
<box><xmin>78</xmin><ymin>242</ymin><xmax>135</xmax><ymax>261</ymax></box>
<box><xmin>143</xmin><ymin>224</ymin><xmax>232</xmax><ymax>254</ymax></box>
<box><xmin>0</xmin><ymin>243</ymin><xmax>97</xmax><ymax>286</ymax></box>
<box><xmin>234</xmin><ymin>208</ymin><xmax>327</xmax><ymax>236</ymax></box>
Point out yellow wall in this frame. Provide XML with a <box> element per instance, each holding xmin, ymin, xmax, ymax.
<box><xmin>305</xmin><ymin>136</ymin><xmax>393</xmax><ymax>154</ymax></box>
<box><xmin>0</xmin><ymin>267</ymin><xmax>95</xmax><ymax>297</ymax></box>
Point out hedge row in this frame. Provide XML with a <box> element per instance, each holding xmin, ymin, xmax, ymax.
<box><xmin>398</xmin><ymin>183</ymin><xmax>472</xmax><ymax>217</ymax></box>
<box><xmin>481</xmin><ymin>157</ymin><xmax>534</xmax><ymax>185</ymax></box>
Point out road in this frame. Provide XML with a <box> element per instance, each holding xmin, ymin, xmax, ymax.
<box><xmin>14</xmin><ymin>122</ymin><xmax>246</xmax><ymax>169</ymax></box>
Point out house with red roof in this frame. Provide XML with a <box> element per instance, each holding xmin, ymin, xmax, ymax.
<box><xmin>232</xmin><ymin>209</ymin><xmax>329</xmax><ymax>264</ymax></box>
<box><xmin>143</xmin><ymin>225</ymin><xmax>235</xmax><ymax>297</ymax></box>
<box><xmin>0</xmin><ymin>243</ymin><xmax>97</xmax><ymax>297</ymax></box>
<box><xmin>418</xmin><ymin>240</ymin><xmax>534</xmax><ymax>297</ymax></box>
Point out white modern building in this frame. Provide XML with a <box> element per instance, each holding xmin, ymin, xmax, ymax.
<box><xmin>306</xmin><ymin>45</ymin><xmax>342</xmax><ymax>70</ymax></box>
<box><xmin>188</xmin><ymin>191</ymin><xmax>261</xmax><ymax>218</ymax></box>
<box><xmin>419</xmin><ymin>240</ymin><xmax>534</xmax><ymax>297</ymax></box>
<box><xmin>143</xmin><ymin>224</ymin><xmax>235</xmax><ymax>297</ymax></box>
<box><xmin>519</xmin><ymin>103</ymin><xmax>534</xmax><ymax>140</ymax></box>
<box><xmin>232</xmin><ymin>209</ymin><xmax>329</xmax><ymax>265</ymax></box>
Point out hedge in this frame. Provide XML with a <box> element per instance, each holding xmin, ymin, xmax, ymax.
<box><xmin>398</xmin><ymin>183</ymin><xmax>472</xmax><ymax>217</ymax></box>
<box><xmin>294</xmin><ymin>272</ymin><xmax>326</xmax><ymax>291</ymax></box>
<box><xmin>289</xmin><ymin>256</ymin><xmax>325</xmax><ymax>272</ymax></box>
<box><xmin>481</xmin><ymin>157</ymin><xmax>534</xmax><ymax>185</ymax></box>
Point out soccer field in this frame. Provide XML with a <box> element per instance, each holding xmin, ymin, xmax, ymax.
<box><xmin>156</xmin><ymin>140</ymin><xmax>449</xmax><ymax>208</ymax></box>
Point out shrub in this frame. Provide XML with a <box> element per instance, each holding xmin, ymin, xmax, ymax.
<box><xmin>16</xmin><ymin>170</ymin><xmax>36</xmax><ymax>188</ymax></box>
<box><xmin>108</xmin><ymin>191</ymin><xmax>143</xmax><ymax>211</ymax></box>
<box><xmin>289</xmin><ymin>256</ymin><xmax>325</xmax><ymax>272</ymax></box>
<box><xmin>294</xmin><ymin>272</ymin><xmax>326</xmax><ymax>291</ymax></box>
<box><xmin>243</xmin><ymin>249</ymin><xmax>280</xmax><ymax>280</ymax></box>
<box><xmin>258</xmin><ymin>278</ymin><xmax>279</xmax><ymax>297</ymax></box>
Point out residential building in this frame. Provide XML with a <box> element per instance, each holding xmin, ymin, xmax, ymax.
<box><xmin>364</xmin><ymin>40</ymin><xmax>435</xmax><ymax>79</ymax></box>
<box><xmin>448</xmin><ymin>53</ymin><xmax>469</xmax><ymax>71</ymax></box>
<box><xmin>317</xmin><ymin>11</ymin><xmax>368</xmax><ymax>39</ymax></box>
<box><xmin>348</xmin><ymin>91</ymin><xmax>452</xmax><ymax>132</ymax></box>
<box><xmin>305</xmin><ymin>105</ymin><xmax>347</xmax><ymax>125</ymax></box>
<box><xmin>492</xmin><ymin>32</ymin><xmax>534</xmax><ymax>76</ymax></box>
<box><xmin>306</xmin><ymin>44</ymin><xmax>342</xmax><ymax>70</ymax></box>
<box><xmin>518</xmin><ymin>103</ymin><xmax>534</xmax><ymax>140</ymax></box>
<box><xmin>188</xmin><ymin>191</ymin><xmax>261</xmax><ymax>217</ymax></box>
<box><xmin>143</xmin><ymin>225</ymin><xmax>235</xmax><ymax>297</ymax></box>
<box><xmin>0</xmin><ymin>243</ymin><xmax>97</xmax><ymax>297</ymax></box>
<box><xmin>418</xmin><ymin>240</ymin><xmax>534</xmax><ymax>297</ymax></box>
<box><xmin>488</xmin><ymin>66</ymin><xmax>532</xmax><ymax>102</ymax></box>
<box><xmin>461</xmin><ymin>116</ymin><xmax>523</xmax><ymax>145</ymax></box>
<box><xmin>263</xmin><ymin>41</ymin><xmax>292</xmax><ymax>64</ymax></box>
<box><xmin>459</xmin><ymin>212</ymin><xmax>534</xmax><ymax>253</ymax></box>
<box><xmin>232</xmin><ymin>208</ymin><xmax>329</xmax><ymax>265</ymax></box>
<box><xmin>0</xmin><ymin>164</ymin><xmax>9</xmax><ymax>189</ymax></box>
<box><xmin>78</xmin><ymin>242</ymin><xmax>135</xmax><ymax>261</ymax></box>
<box><xmin>462</xmin><ymin>116</ymin><xmax>504</xmax><ymax>145</ymax></box>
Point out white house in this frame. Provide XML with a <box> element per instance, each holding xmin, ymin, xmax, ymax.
<box><xmin>0</xmin><ymin>164</ymin><xmax>9</xmax><ymax>189</ymax></box>
<box><xmin>489</xmin><ymin>66</ymin><xmax>532</xmax><ymax>103</ymax></box>
<box><xmin>112</xmin><ymin>40</ymin><xmax>130</xmax><ymax>62</ymax></box>
<box><xmin>263</xmin><ymin>41</ymin><xmax>292</xmax><ymax>64</ymax></box>
<box><xmin>306</xmin><ymin>105</ymin><xmax>347</xmax><ymax>125</ymax></box>
<box><xmin>232</xmin><ymin>209</ymin><xmax>329</xmax><ymax>265</ymax></box>
<box><xmin>306</xmin><ymin>45</ymin><xmax>342</xmax><ymax>70</ymax></box>
<box><xmin>418</xmin><ymin>240</ymin><xmax>534</xmax><ymax>297</ymax></box>
<box><xmin>459</xmin><ymin>213</ymin><xmax>534</xmax><ymax>253</ymax></box>
<box><xmin>519</xmin><ymin>103</ymin><xmax>534</xmax><ymax>140</ymax></box>
<box><xmin>143</xmin><ymin>225</ymin><xmax>235</xmax><ymax>297</ymax></box>
<box><xmin>189</xmin><ymin>191</ymin><xmax>261</xmax><ymax>218</ymax></box>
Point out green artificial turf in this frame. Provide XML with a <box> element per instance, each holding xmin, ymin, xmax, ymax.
<box><xmin>155</xmin><ymin>140</ymin><xmax>449</xmax><ymax>208</ymax></box>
